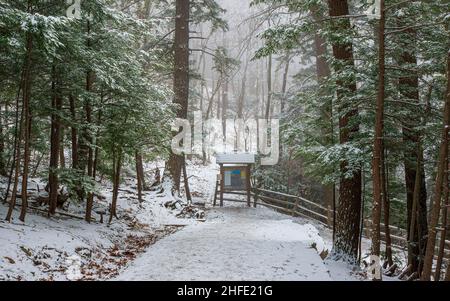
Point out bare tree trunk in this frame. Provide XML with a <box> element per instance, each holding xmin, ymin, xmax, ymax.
<box><xmin>216</xmin><ymin>81</ymin><xmax>221</xmax><ymax>120</ymax></box>
<box><xmin>135</xmin><ymin>151</ymin><xmax>143</xmax><ymax>203</ymax></box>
<box><xmin>222</xmin><ymin>79</ymin><xmax>228</xmax><ymax>141</ymax></box>
<box><xmin>85</xmin><ymin>20</ymin><xmax>95</xmax><ymax>223</ymax></box>
<box><xmin>91</xmin><ymin>105</ymin><xmax>102</xmax><ymax>184</ymax></box>
<box><xmin>3</xmin><ymin>66</ymin><xmax>25</xmax><ymax>205</ymax></box>
<box><xmin>371</xmin><ymin>2</ymin><xmax>385</xmax><ymax>273</ymax></box>
<box><xmin>19</xmin><ymin>29</ymin><xmax>33</xmax><ymax>222</ymax></box>
<box><xmin>311</xmin><ymin>6</ymin><xmax>335</xmax><ymax>231</ymax></box>
<box><xmin>265</xmin><ymin>54</ymin><xmax>272</xmax><ymax>120</ymax></box>
<box><xmin>237</xmin><ymin>60</ymin><xmax>249</xmax><ymax>119</ymax></box>
<box><xmin>0</xmin><ymin>105</ymin><xmax>6</xmax><ymax>177</ymax></box>
<box><xmin>328</xmin><ymin>0</ymin><xmax>362</xmax><ymax>263</ymax></box>
<box><xmin>421</xmin><ymin>50</ymin><xmax>450</xmax><ymax>280</ymax></box>
<box><xmin>59</xmin><ymin>125</ymin><xmax>65</xmax><ymax>169</ymax></box>
<box><xmin>164</xmin><ymin>0</ymin><xmax>190</xmax><ymax>193</ymax></box>
<box><xmin>69</xmin><ymin>95</ymin><xmax>78</xmax><ymax>169</ymax></box>
<box><xmin>49</xmin><ymin>66</ymin><xmax>62</xmax><ymax>215</ymax></box>
<box><xmin>383</xmin><ymin>148</ymin><xmax>393</xmax><ymax>267</ymax></box>
<box><xmin>205</xmin><ymin>79</ymin><xmax>222</xmax><ymax>120</ymax></box>
<box><xmin>5</xmin><ymin>72</ymin><xmax>25</xmax><ymax>221</ymax></box>
<box><xmin>398</xmin><ymin>21</ymin><xmax>429</xmax><ymax>277</ymax></box>
<box><xmin>182</xmin><ymin>156</ymin><xmax>192</xmax><ymax>204</ymax></box>
<box><xmin>434</xmin><ymin>151</ymin><xmax>449</xmax><ymax>280</ymax></box>
<box><xmin>109</xmin><ymin>149</ymin><xmax>122</xmax><ymax>223</ymax></box>
<box><xmin>280</xmin><ymin>55</ymin><xmax>291</xmax><ymax>115</ymax></box>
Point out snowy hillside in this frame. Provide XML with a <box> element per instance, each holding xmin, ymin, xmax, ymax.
<box><xmin>0</xmin><ymin>161</ymin><xmax>368</xmax><ymax>281</ymax></box>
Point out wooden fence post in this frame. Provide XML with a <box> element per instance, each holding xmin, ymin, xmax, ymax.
<box><xmin>292</xmin><ymin>198</ymin><xmax>299</xmax><ymax>217</ymax></box>
<box><xmin>327</xmin><ymin>205</ymin><xmax>333</xmax><ymax>228</ymax></box>
<box><xmin>253</xmin><ymin>189</ymin><xmax>259</xmax><ymax>208</ymax></box>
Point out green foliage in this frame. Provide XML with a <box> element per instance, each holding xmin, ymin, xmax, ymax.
<box><xmin>57</xmin><ymin>168</ymin><xmax>99</xmax><ymax>200</ymax></box>
<box><xmin>252</xmin><ymin>0</ymin><xmax>450</xmax><ymax>215</ymax></box>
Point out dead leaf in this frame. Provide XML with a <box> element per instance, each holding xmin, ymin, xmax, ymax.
<box><xmin>20</xmin><ymin>246</ymin><xmax>32</xmax><ymax>257</ymax></box>
<box><xmin>4</xmin><ymin>257</ymin><xmax>15</xmax><ymax>264</ymax></box>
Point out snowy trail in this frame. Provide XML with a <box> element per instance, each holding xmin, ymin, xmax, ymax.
<box><xmin>115</xmin><ymin>205</ymin><xmax>348</xmax><ymax>281</ymax></box>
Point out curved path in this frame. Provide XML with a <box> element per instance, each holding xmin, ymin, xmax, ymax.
<box><xmin>114</xmin><ymin>205</ymin><xmax>360</xmax><ymax>281</ymax></box>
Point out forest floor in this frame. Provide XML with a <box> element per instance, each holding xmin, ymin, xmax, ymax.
<box><xmin>0</xmin><ymin>160</ymin><xmax>401</xmax><ymax>281</ymax></box>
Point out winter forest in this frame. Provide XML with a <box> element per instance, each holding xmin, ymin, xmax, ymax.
<box><xmin>0</xmin><ymin>0</ymin><xmax>449</xmax><ymax>283</ymax></box>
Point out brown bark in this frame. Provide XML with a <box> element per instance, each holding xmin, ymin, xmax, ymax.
<box><xmin>371</xmin><ymin>0</ymin><xmax>386</xmax><ymax>272</ymax></box>
<box><xmin>5</xmin><ymin>69</ymin><xmax>25</xmax><ymax>221</ymax></box>
<box><xmin>18</xmin><ymin>30</ymin><xmax>33</xmax><ymax>222</ymax></box>
<box><xmin>109</xmin><ymin>149</ymin><xmax>122</xmax><ymax>224</ymax></box>
<box><xmin>164</xmin><ymin>0</ymin><xmax>190</xmax><ymax>193</ymax></box>
<box><xmin>182</xmin><ymin>156</ymin><xmax>192</xmax><ymax>203</ymax></box>
<box><xmin>421</xmin><ymin>50</ymin><xmax>450</xmax><ymax>280</ymax></box>
<box><xmin>91</xmin><ymin>108</ymin><xmax>102</xmax><ymax>185</ymax></box>
<box><xmin>265</xmin><ymin>54</ymin><xmax>272</xmax><ymax>120</ymax></box>
<box><xmin>383</xmin><ymin>149</ymin><xmax>393</xmax><ymax>267</ymax></box>
<box><xmin>69</xmin><ymin>95</ymin><xmax>78</xmax><ymax>169</ymax></box>
<box><xmin>328</xmin><ymin>0</ymin><xmax>362</xmax><ymax>262</ymax></box>
<box><xmin>0</xmin><ymin>105</ymin><xmax>6</xmax><ymax>177</ymax></box>
<box><xmin>434</xmin><ymin>152</ymin><xmax>449</xmax><ymax>280</ymax></box>
<box><xmin>312</xmin><ymin>7</ymin><xmax>335</xmax><ymax>233</ymax></box>
<box><xmin>59</xmin><ymin>126</ymin><xmax>65</xmax><ymax>168</ymax></box>
<box><xmin>135</xmin><ymin>151</ymin><xmax>143</xmax><ymax>203</ymax></box>
<box><xmin>398</xmin><ymin>24</ymin><xmax>428</xmax><ymax>276</ymax></box>
<box><xmin>49</xmin><ymin>66</ymin><xmax>62</xmax><ymax>215</ymax></box>
<box><xmin>85</xmin><ymin>20</ymin><xmax>95</xmax><ymax>223</ymax></box>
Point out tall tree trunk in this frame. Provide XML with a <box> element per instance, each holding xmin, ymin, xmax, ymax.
<box><xmin>434</xmin><ymin>151</ymin><xmax>449</xmax><ymax>280</ymax></box>
<box><xmin>328</xmin><ymin>0</ymin><xmax>362</xmax><ymax>263</ymax></box>
<box><xmin>137</xmin><ymin>152</ymin><xmax>147</xmax><ymax>190</ymax></box>
<box><xmin>383</xmin><ymin>149</ymin><xmax>393</xmax><ymax>267</ymax></box>
<box><xmin>216</xmin><ymin>80</ymin><xmax>221</xmax><ymax>119</ymax></box>
<box><xmin>135</xmin><ymin>151</ymin><xmax>143</xmax><ymax>203</ymax></box>
<box><xmin>3</xmin><ymin>67</ymin><xmax>25</xmax><ymax>205</ymax></box>
<box><xmin>312</xmin><ymin>7</ymin><xmax>335</xmax><ymax>232</ymax></box>
<box><xmin>59</xmin><ymin>125</ymin><xmax>65</xmax><ymax>169</ymax></box>
<box><xmin>222</xmin><ymin>78</ymin><xmax>228</xmax><ymax>141</ymax></box>
<box><xmin>0</xmin><ymin>105</ymin><xmax>6</xmax><ymax>177</ymax></box>
<box><xmin>5</xmin><ymin>69</ymin><xmax>25</xmax><ymax>221</ymax></box>
<box><xmin>371</xmin><ymin>0</ymin><xmax>385</xmax><ymax>278</ymax></box>
<box><xmin>164</xmin><ymin>0</ymin><xmax>190</xmax><ymax>193</ymax></box>
<box><xmin>49</xmin><ymin>66</ymin><xmax>62</xmax><ymax>215</ymax></box>
<box><xmin>69</xmin><ymin>95</ymin><xmax>78</xmax><ymax>169</ymax></box>
<box><xmin>109</xmin><ymin>149</ymin><xmax>122</xmax><ymax>224</ymax></box>
<box><xmin>84</xmin><ymin>20</ymin><xmax>95</xmax><ymax>223</ymax></box>
<box><xmin>421</xmin><ymin>50</ymin><xmax>450</xmax><ymax>280</ymax></box>
<box><xmin>398</xmin><ymin>22</ymin><xmax>429</xmax><ymax>277</ymax></box>
<box><xmin>19</xmin><ymin>29</ymin><xmax>33</xmax><ymax>222</ymax></box>
<box><xmin>265</xmin><ymin>54</ymin><xmax>272</xmax><ymax>120</ymax></box>
<box><xmin>237</xmin><ymin>60</ymin><xmax>249</xmax><ymax>119</ymax></box>
<box><xmin>92</xmin><ymin>108</ymin><xmax>102</xmax><ymax>183</ymax></box>
<box><xmin>182</xmin><ymin>156</ymin><xmax>192</xmax><ymax>204</ymax></box>
<box><xmin>280</xmin><ymin>55</ymin><xmax>291</xmax><ymax>115</ymax></box>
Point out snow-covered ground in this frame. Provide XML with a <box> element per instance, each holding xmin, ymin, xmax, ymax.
<box><xmin>0</xmin><ymin>159</ymin><xmax>378</xmax><ymax>281</ymax></box>
<box><xmin>116</xmin><ymin>204</ymin><xmax>362</xmax><ymax>281</ymax></box>
<box><xmin>0</xmin><ymin>162</ymin><xmax>200</xmax><ymax>281</ymax></box>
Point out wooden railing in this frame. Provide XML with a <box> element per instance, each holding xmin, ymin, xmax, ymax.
<box><xmin>216</xmin><ymin>187</ymin><xmax>450</xmax><ymax>261</ymax></box>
